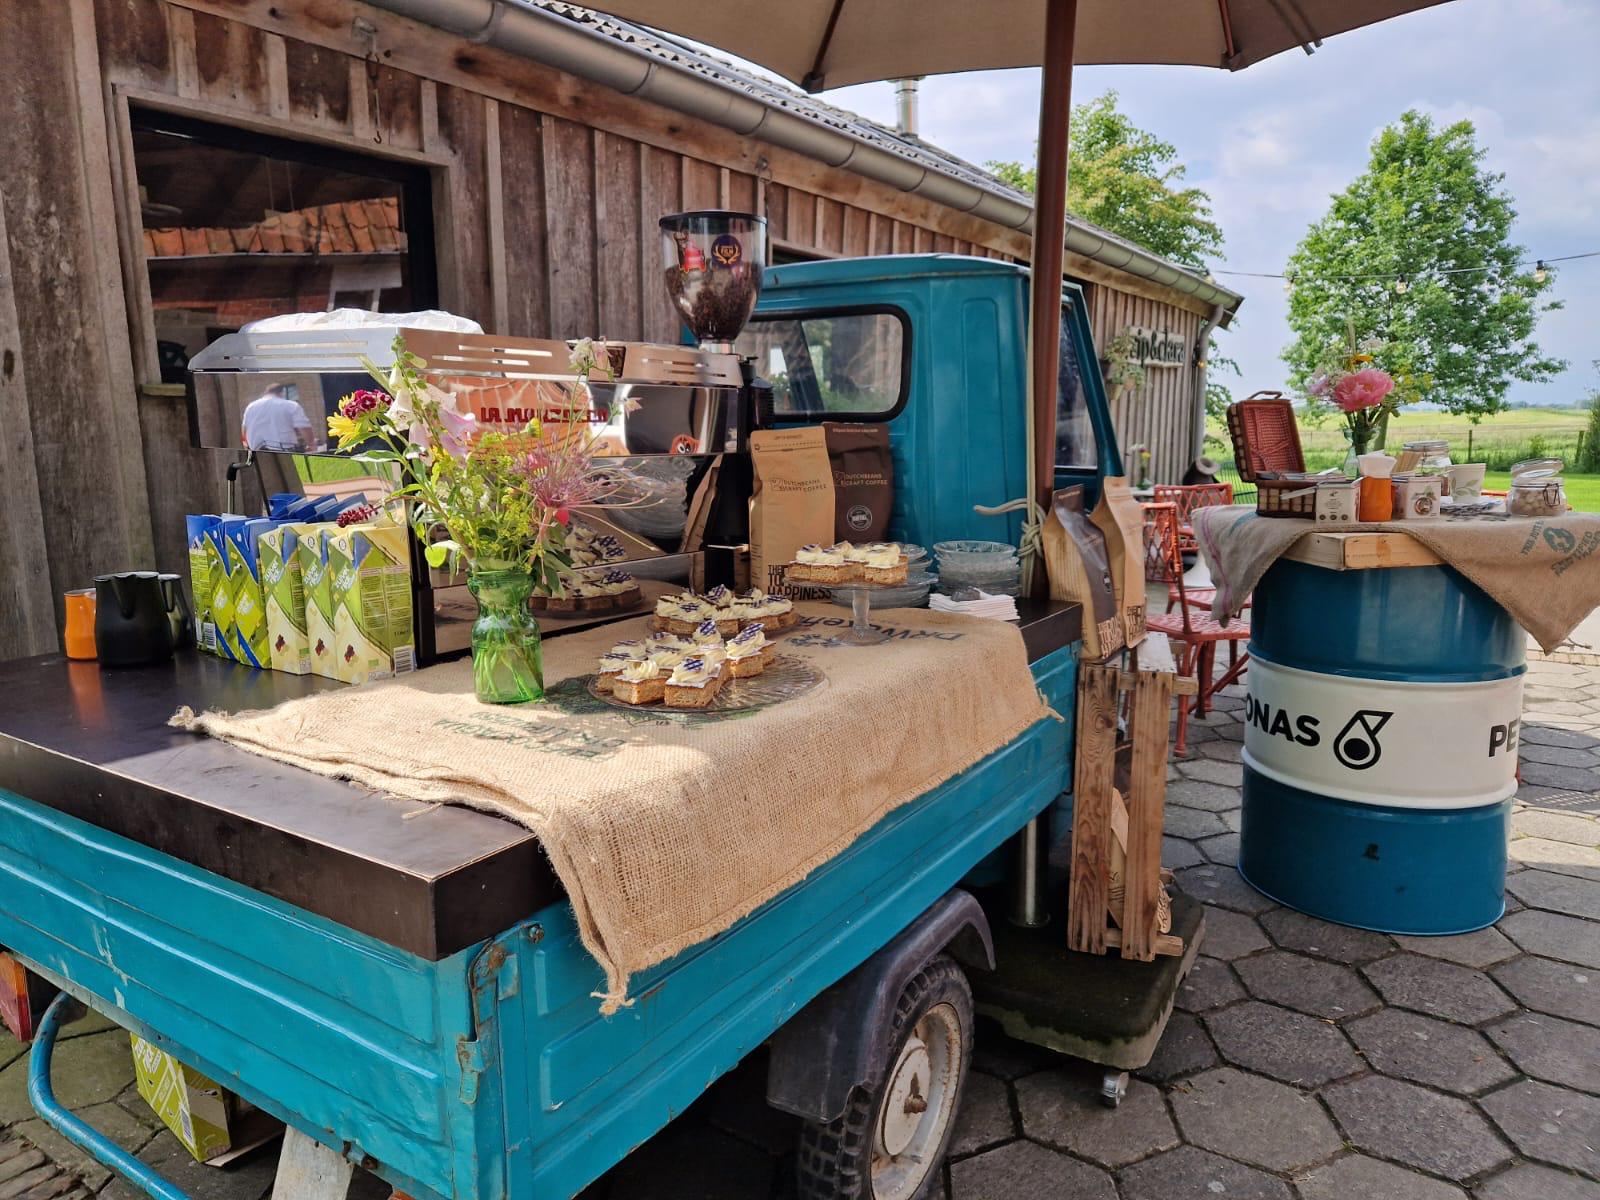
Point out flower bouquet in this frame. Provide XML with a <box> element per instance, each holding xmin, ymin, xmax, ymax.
<box><xmin>1303</xmin><ymin>323</ymin><xmax>1425</xmax><ymax>462</ymax></box>
<box><xmin>330</xmin><ymin>336</ymin><xmax>645</xmax><ymax>703</ymax></box>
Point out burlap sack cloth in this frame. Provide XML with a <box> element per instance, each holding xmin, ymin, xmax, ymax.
<box><xmin>1193</xmin><ymin>506</ymin><xmax>1600</xmax><ymax>652</ymax></box>
<box><xmin>173</xmin><ymin>605</ymin><xmax>1054</xmax><ymax>1011</ymax></box>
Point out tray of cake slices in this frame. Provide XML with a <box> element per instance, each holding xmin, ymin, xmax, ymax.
<box><xmin>784</xmin><ymin>541</ymin><xmax>915</xmax><ymax>587</ymax></box>
<box><xmin>586</xmin><ymin>586</ymin><xmax>819</xmax><ymax>714</ymax></box>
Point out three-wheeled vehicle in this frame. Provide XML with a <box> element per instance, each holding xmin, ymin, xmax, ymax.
<box><xmin>0</xmin><ymin>255</ymin><xmax>1183</xmax><ymax>1200</ymax></box>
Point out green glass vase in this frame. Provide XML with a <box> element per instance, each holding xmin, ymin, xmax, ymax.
<box><xmin>467</xmin><ymin>563</ymin><xmax>544</xmax><ymax>704</ymax></box>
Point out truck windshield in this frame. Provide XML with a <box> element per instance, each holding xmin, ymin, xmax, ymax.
<box><xmin>738</xmin><ymin>310</ymin><xmax>907</xmax><ymax>419</ymax></box>
<box><xmin>1056</xmin><ymin>309</ymin><xmax>1099</xmax><ymax>470</ymax></box>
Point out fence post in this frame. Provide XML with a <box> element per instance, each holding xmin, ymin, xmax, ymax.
<box><xmin>1578</xmin><ymin>430</ymin><xmax>1587</xmax><ymax>469</ymax></box>
<box><xmin>1467</xmin><ymin>428</ymin><xmax>1474</xmax><ymax>462</ymax></box>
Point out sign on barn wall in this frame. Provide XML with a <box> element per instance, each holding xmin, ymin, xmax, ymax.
<box><xmin>1126</xmin><ymin>326</ymin><xmax>1187</xmax><ymax>368</ymax></box>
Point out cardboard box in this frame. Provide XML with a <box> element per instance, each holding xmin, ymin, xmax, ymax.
<box><xmin>297</xmin><ymin>526</ymin><xmax>340</xmax><ymax>681</ymax></box>
<box><xmin>259</xmin><ymin>524</ymin><xmax>312</xmax><ymax>674</ymax></box>
<box><xmin>327</xmin><ymin>522</ymin><xmax>415</xmax><ymax>684</ymax></box>
<box><xmin>128</xmin><ymin>1035</ymin><xmax>285</xmax><ymax>1165</ymax></box>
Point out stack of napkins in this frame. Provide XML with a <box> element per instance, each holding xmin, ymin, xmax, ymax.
<box><xmin>928</xmin><ymin>590</ymin><xmax>1020</xmax><ymax>621</ymax></box>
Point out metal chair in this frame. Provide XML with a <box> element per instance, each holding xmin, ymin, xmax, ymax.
<box><xmin>1142</xmin><ymin>487</ymin><xmax>1247</xmax><ymax>616</ymax></box>
<box><xmin>1143</xmin><ymin>502</ymin><xmax>1250</xmax><ymax>755</ymax></box>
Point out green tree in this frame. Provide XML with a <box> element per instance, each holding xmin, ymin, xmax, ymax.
<box><xmin>987</xmin><ymin>90</ymin><xmax>1224</xmax><ymax>269</ymax></box>
<box><xmin>1282</xmin><ymin>110</ymin><xmax>1563</xmax><ymax>421</ymax></box>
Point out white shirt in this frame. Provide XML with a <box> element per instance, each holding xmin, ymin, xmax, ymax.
<box><xmin>241</xmin><ymin>392</ymin><xmax>312</xmax><ymax>450</ymax></box>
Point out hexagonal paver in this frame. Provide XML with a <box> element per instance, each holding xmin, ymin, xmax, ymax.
<box><xmin>1492</xmin><ymin>955</ymin><xmax>1600</xmax><ymax>1028</ymax></box>
<box><xmin>1168</xmin><ymin>1067</ymin><xmax>1341</xmax><ymax>1172</ymax></box>
<box><xmin>1480</xmin><ymin>1079</ymin><xmax>1600</xmax><ymax>1176</ymax></box>
<box><xmin>1487</xmin><ymin>1012</ymin><xmax>1600</xmax><ymax>1094</ymax></box>
<box><xmin>1118</xmin><ymin>1146</ymin><xmax>1291</xmax><ymax>1200</ymax></box>
<box><xmin>1177</xmin><ymin>758</ymin><xmax>1245</xmax><ymax>787</ymax></box>
<box><xmin>1322</xmin><ymin>1075</ymin><xmax>1512</xmax><ymax>1181</ymax></box>
<box><xmin>1197</xmin><ymin>908</ymin><xmax>1270</xmax><ymax>961</ymax></box>
<box><xmin>1197</xmin><ymin>832</ymin><xmax>1240</xmax><ymax>866</ymax></box>
<box><xmin>1508</xmin><ymin>837</ymin><xmax>1600</xmax><ymax>881</ymax></box>
<box><xmin>948</xmin><ymin>1139</ymin><xmax>1115</xmax><ymax>1200</ymax></box>
<box><xmin>1520</xmin><ymin>762</ymin><xmax>1600</xmax><ymax>791</ymax></box>
<box><xmin>1175</xmin><ymin>956</ymin><xmax>1246</xmax><ymax>1013</ymax></box>
<box><xmin>1522</xmin><ymin>723</ymin><xmax>1600</xmax><ymax>750</ymax></box>
<box><xmin>1363</xmin><ymin>954</ymin><xmax>1518</xmax><ymax>1025</ymax></box>
<box><xmin>1294</xmin><ymin>1153</ymin><xmax>1467</xmax><ymax>1200</ymax></box>
<box><xmin>1167</xmin><ymin>779</ymin><xmax>1240</xmax><ymax>812</ymax></box>
<box><xmin>1165</xmin><ymin>806</ymin><xmax>1229</xmax><ymax>840</ymax></box>
<box><xmin>1175</xmin><ymin>865</ymin><xmax>1276</xmax><ymax>915</ymax></box>
<box><xmin>1505</xmin><ymin>869</ymin><xmax>1600</xmax><ymax>921</ymax></box>
<box><xmin>1258</xmin><ymin>908</ymin><xmax>1394</xmax><ymax>965</ymax></box>
<box><xmin>1205</xmin><ymin>1000</ymin><xmax>1361</xmax><ymax>1087</ymax></box>
<box><xmin>1518</xmin><ymin>743</ymin><xmax>1600</xmax><ymax>769</ymax></box>
<box><xmin>1475</xmin><ymin>1162</ymin><xmax>1600</xmax><ymax>1200</ymax></box>
<box><xmin>1501</xmin><ymin>909</ymin><xmax>1600</xmax><ymax>969</ymax></box>
<box><xmin>1512</xmin><ymin>810</ymin><xmax>1600</xmax><ymax>845</ymax></box>
<box><xmin>0</xmin><ymin>1030</ymin><xmax>135</xmax><ymax>1125</ymax></box>
<box><xmin>1162</xmin><ymin>835</ymin><xmax>1204</xmax><ymax>870</ymax></box>
<box><xmin>1235</xmin><ymin>950</ymin><xmax>1379</xmax><ymax>1020</ymax></box>
<box><xmin>1136</xmin><ymin>1011</ymin><xmax>1218</xmax><ymax>1083</ymax></box>
<box><xmin>1015</xmin><ymin>1070</ymin><xmax>1177</xmax><ymax>1168</ymax></box>
<box><xmin>1346</xmin><ymin>1008</ymin><xmax>1515</xmax><ymax>1095</ymax></box>
<box><xmin>1392</xmin><ymin>927</ymin><xmax>1519</xmax><ymax>969</ymax></box>
<box><xmin>947</xmin><ymin>1070</ymin><xmax>1017</xmax><ymax>1158</ymax></box>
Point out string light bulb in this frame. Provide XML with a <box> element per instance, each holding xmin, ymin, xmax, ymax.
<box><xmin>1534</xmin><ymin>261</ymin><xmax>1549</xmax><ymax>283</ymax></box>
<box><xmin>1394</xmin><ymin>276</ymin><xmax>1409</xmax><ymax>294</ymax></box>
<box><xmin>1283</xmin><ymin>274</ymin><xmax>1295</xmax><ymax>293</ymax></box>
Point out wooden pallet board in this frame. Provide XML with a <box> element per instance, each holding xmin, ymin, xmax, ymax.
<box><xmin>1285</xmin><ymin>530</ymin><xmax>1442</xmax><ymax>572</ymax></box>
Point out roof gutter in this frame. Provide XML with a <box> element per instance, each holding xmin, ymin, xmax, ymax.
<box><xmin>364</xmin><ymin>0</ymin><xmax>1244</xmax><ymax>317</ymax></box>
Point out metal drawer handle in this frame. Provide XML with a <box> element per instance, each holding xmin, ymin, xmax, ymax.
<box><xmin>28</xmin><ymin>992</ymin><xmax>196</xmax><ymax>1200</ymax></box>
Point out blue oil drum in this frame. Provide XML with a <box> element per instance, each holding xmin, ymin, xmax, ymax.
<box><xmin>1238</xmin><ymin>557</ymin><xmax>1524</xmax><ymax>934</ymax></box>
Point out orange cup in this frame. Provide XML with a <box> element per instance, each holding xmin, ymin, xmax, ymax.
<box><xmin>63</xmin><ymin>588</ymin><xmax>97</xmax><ymax>660</ymax></box>
<box><xmin>1358</xmin><ymin>475</ymin><xmax>1393</xmax><ymax>523</ymax></box>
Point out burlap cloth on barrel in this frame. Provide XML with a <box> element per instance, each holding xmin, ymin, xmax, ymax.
<box><xmin>1193</xmin><ymin>506</ymin><xmax>1600</xmax><ymax>652</ymax></box>
<box><xmin>173</xmin><ymin>604</ymin><xmax>1054</xmax><ymax>1011</ymax></box>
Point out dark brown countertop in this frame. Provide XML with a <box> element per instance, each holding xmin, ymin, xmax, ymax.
<box><xmin>0</xmin><ymin>600</ymin><xmax>1080</xmax><ymax>960</ymax></box>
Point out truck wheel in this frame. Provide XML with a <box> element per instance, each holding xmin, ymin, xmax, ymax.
<box><xmin>795</xmin><ymin>955</ymin><xmax>973</xmax><ymax>1200</ymax></box>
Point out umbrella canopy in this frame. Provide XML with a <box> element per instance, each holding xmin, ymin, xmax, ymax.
<box><xmin>574</xmin><ymin>0</ymin><xmax>1454</xmax><ymax>561</ymax></box>
<box><xmin>569</xmin><ymin>0</ymin><xmax>1453</xmax><ymax>92</ymax></box>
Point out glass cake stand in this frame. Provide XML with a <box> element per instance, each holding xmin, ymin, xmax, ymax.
<box><xmin>822</xmin><ymin>580</ymin><xmax>904</xmax><ymax>645</ymax></box>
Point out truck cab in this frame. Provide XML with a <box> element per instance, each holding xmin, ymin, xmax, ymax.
<box><xmin>739</xmin><ymin>254</ymin><xmax>1125</xmax><ymax>544</ymax></box>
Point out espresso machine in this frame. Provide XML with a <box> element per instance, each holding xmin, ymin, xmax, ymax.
<box><xmin>186</xmin><ymin>211</ymin><xmax>772</xmax><ymax>664</ymax></box>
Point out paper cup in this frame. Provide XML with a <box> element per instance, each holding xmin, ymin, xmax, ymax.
<box><xmin>1446</xmin><ymin>463</ymin><xmax>1486</xmax><ymax>502</ymax></box>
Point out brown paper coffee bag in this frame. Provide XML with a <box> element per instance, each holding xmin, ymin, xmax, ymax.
<box><xmin>750</xmin><ymin>426</ymin><xmax>835</xmax><ymax>594</ymax></box>
<box><xmin>1042</xmin><ymin>485</ymin><xmax>1123</xmax><ymax>661</ymax></box>
<box><xmin>1091</xmin><ymin>476</ymin><xmax>1148</xmax><ymax>648</ymax></box>
<box><xmin>823</xmin><ymin>422</ymin><xmax>894</xmax><ymax>542</ymax></box>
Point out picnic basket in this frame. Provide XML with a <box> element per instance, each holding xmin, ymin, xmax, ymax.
<box><xmin>1226</xmin><ymin>392</ymin><xmax>1313</xmax><ymax>519</ymax></box>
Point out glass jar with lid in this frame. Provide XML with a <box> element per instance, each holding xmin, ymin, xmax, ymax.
<box><xmin>1507</xmin><ymin>459</ymin><xmax>1566</xmax><ymax>518</ymax></box>
<box><xmin>1403</xmin><ymin>440</ymin><xmax>1453</xmax><ymax>491</ymax></box>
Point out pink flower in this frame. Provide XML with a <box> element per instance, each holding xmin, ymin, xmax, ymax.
<box><xmin>1332</xmin><ymin>368</ymin><xmax>1395</xmax><ymax>413</ymax></box>
<box><xmin>339</xmin><ymin>389</ymin><xmax>390</xmax><ymax>419</ymax></box>
<box><xmin>1306</xmin><ymin>372</ymin><xmax>1332</xmax><ymax>398</ymax></box>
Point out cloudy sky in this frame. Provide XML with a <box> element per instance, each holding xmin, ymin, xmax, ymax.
<box><xmin>805</xmin><ymin>0</ymin><xmax>1598</xmax><ymax>407</ymax></box>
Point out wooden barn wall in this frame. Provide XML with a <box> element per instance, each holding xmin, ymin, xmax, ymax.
<box><xmin>0</xmin><ymin>0</ymin><xmax>1210</xmax><ymax>659</ymax></box>
<box><xmin>1084</xmin><ymin>285</ymin><xmax>1203</xmax><ymax>484</ymax></box>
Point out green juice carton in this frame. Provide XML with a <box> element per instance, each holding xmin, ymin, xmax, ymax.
<box><xmin>185</xmin><ymin>515</ymin><xmax>221</xmax><ymax>654</ymax></box>
<box><xmin>327</xmin><ymin>521</ymin><xmax>415</xmax><ymax>684</ymax></box>
<box><xmin>204</xmin><ymin>522</ymin><xmax>238</xmax><ymax>661</ymax></box>
<box><xmin>258</xmin><ymin>524</ymin><xmax>312</xmax><ymax>674</ymax></box>
<box><xmin>129</xmin><ymin>1035</ymin><xmax>277</xmax><ymax>1164</ymax></box>
<box><xmin>297</xmin><ymin>526</ymin><xmax>340</xmax><ymax>681</ymax></box>
<box><xmin>221</xmin><ymin>519</ymin><xmax>275</xmax><ymax>668</ymax></box>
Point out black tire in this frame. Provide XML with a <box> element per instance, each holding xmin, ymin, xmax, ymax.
<box><xmin>795</xmin><ymin>955</ymin><xmax>974</xmax><ymax>1200</ymax></box>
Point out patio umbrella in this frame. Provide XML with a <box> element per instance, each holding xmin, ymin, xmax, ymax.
<box><xmin>575</xmin><ymin>0</ymin><xmax>1456</xmax><ymax>576</ymax></box>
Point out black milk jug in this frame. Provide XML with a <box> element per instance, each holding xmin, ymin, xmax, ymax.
<box><xmin>94</xmin><ymin>572</ymin><xmax>176</xmax><ymax>667</ymax></box>
<box><xmin>157</xmin><ymin>573</ymin><xmax>195</xmax><ymax>649</ymax></box>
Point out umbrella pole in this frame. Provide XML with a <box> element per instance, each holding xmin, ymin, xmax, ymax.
<box><xmin>1021</xmin><ymin>0</ymin><xmax>1077</xmax><ymax>590</ymax></box>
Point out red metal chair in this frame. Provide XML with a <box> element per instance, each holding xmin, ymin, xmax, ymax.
<box><xmin>1144</xmin><ymin>484</ymin><xmax>1244</xmax><ymax>615</ymax></box>
<box><xmin>1143</xmin><ymin>503</ymin><xmax>1250</xmax><ymax>755</ymax></box>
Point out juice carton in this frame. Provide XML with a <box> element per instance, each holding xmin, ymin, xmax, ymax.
<box><xmin>204</xmin><ymin>521</ymin><xmax>238</xmax><ymax>661</ymax></box>
<box><xmin>297</xmin><ymin>526</ymin><xmax>340</xmax><ymax>681</ymax></box>
<box><xmin>258</xmin><ymin>524</ymin><xmax>312</xmax><ymax>674</ymax></box>
<box><xmin>185</xmin><ymin>515</ymin><xmax>221</xmax><ymax>654</ymax></box>
<box><xmin>221</xmin><ymin>518</ymin><xmax>275</xmax><ymax>668</ymax></box>
<box><xmin>327</xmin><ymin>521</ymin><xmax>415</xmax><ymax>684</ymax></box>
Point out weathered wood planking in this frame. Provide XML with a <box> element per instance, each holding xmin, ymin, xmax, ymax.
<box><xmin>1122</xmin><ymin>670</ymin><xmax>1172</xmax><ymax>962</ymax></box>
<box><xmin>436</xmin><ymin>86</ymin><xmax>492</xmax><ymax>326</ymax></box>
<box><xmin>594</xmin><ymin>132</ymin><xmax>643</xmax><ymax>341</ymax></box>
<box><xmin>1285</xmin><ymin>531</ymin><xmax>1441</xmax><ymax>571</ymax></box>
<box><xmin>497</xmin><ymin>101</ymin><xmax>551</xmax><ymax>339</ymax></box>
<box><xmin>638</xmin><ymin>144</ymin><xmax>682</xmax><ymax>341</ymax></box>
<box><xmin>1068</xmin><ymin>664</ymin><xmax>1121</xmax><ymax>956</ymax></box>
<box><xmin>1086</xmin><ymin>283</ymin><xmax>1202</xmax><ymax>484</ymax></box>
<box><xmin>542</xmin><ymin>114</ymin><xmax>599</xmax><ymax>336</ymax></box>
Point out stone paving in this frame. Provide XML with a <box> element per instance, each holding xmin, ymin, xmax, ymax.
<box><xmin>2</xmin><ymin>657</ymin><xmax>1599</xmax><ymax>1198</ymax></box>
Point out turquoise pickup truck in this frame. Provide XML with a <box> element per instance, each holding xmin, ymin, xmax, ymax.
<box><xmin>0</xmin><ymin>256</ymin><xmax>1151</xmax><ymax>1200</ymax></box>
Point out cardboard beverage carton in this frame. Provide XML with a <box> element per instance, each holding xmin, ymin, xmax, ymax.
<box><xmin>220</xmin><ymin>519</ymin><xmax>275</xmax><ymax>668</ymax></box>
<box><xmin>185</xmin><ymin>515</ymin><xmax>221</xmax><ymax>655</ymax></box>
<box><xmin>129</xmin><ymin>1035</ymin><xmax>277</xmax><ymax>1165</ymax></box>
<box><xmin>327</xmin><ymin>521</ymin><xmax>415</xmax><ymax>684</ymax></box>
<box><xmin>258</xmin><ymin>524</ymin><xmax>312</xmax><ymax>674</ymax></box>
<box><xmin>297</xmin><ymin>526</ymin><xmax>340</xmax><ymax>681</ymax></box>
<box><xmin>204</xmin><ymin>521</ymin><xmax>238</xmax><ymax>661</ymax></box>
